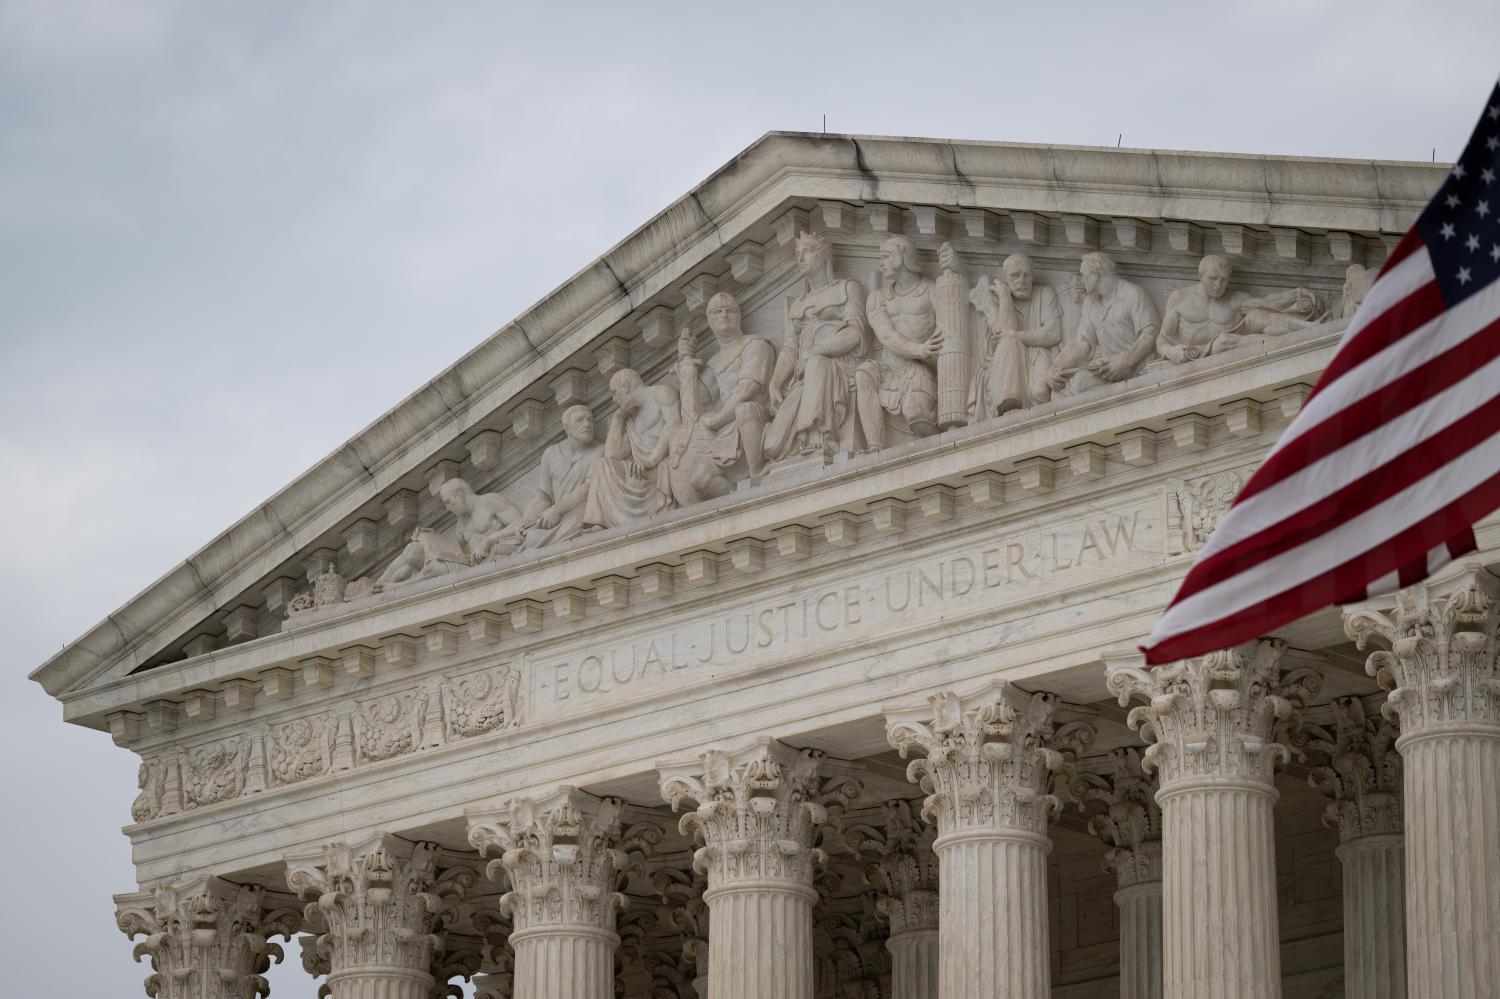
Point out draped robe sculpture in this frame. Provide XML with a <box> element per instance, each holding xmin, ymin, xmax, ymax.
<box><xmin>765</xmin><ymin>231</ymin><xmax>869</xmax><ymax>460</ymax></box>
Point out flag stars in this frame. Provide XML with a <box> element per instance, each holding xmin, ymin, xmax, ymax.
<box><xmin>1490</xmin><ymin>104</ymin><xmax>1500</xmax><ymax>121</ymax></box>
<box><xmin>1487</xmin><ymin>135</ymin><xmax>1500</xmax><ymax>152</ymax></box>
<box><xmin>1454</xmin><ymin>162</ymin><xmax>1468</xmax><ymax>179</ymax></box>
<box><xmin>1492</xmin><ymin>244</ymin><xmax>1500</xmax><ymax>264</ymax></box>
<box><xmin>1479</xmin><ymin>200</ymin><xmax>1493</xmax><ymax>218</ymax></box>
<box><xmin>1440</xmin><ymin>221</ymin><xmax>1457</xmax><ymax>240</ymax></box>
<box><xmin>1466</xmin><ymin>233</ymin><xmax>1481</xmax><ymax>252</ymax></box>
<box><xmin>1483</xmin><ymin>167</ymin><xmax>1497</xmax><ymax>185</ymax></box>
<box><xmin>1446</xmin><ymin>192</ymin><xmax>1463</xmax><ymax>209</ymax></box>
<box><xmin>1457</xmin><ymin>267</ymin><xmax>1473</xmax><ymax>285</ymax></box>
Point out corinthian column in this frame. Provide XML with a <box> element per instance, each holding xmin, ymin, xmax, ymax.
<box><xmin>658</xmin><ymin>737</ymin><xmax>862</xmax><ymax>999</ymax></box>
<box><xmin>115</xmin><ymin>879</ymin><xmax>302</xmax><ymax>999</ymax></box>
<box><xmin>1108</xmin><ymin>640</ymin><xmax>1321</xmax><ymax>999</ymax></box>
<box><xmin>884</xmin><ymin>683</ymin><xmax>1095</xmax><ymax>999</ymax></box>
<box><xmin>285</xmin><ymin>835</ymin><xmax>473</xmax><ymax>999</ymax></box>
<box><xmin>1299</xmin><ymin>694</ymin><xmax>1405</xmax><ymax>999</ymax></box>
<box><xmin>846</xmin><ymin>799</ymin><xmax>940</xmax><ymax>999</ymax></box>
<box><xmin>1074</xmin><ymin>747</ymin><xmax>1164</xmax><ymax>999</ymax></box>
<box><xmin>1346</xmin><ymin>569</ymin><xmax>1500</xmax><ymax>999</ymax></box>
<box><xmin>467</xmin><ymin>787</ymin><xmax>658</xmax><ymax>999</ymax></box>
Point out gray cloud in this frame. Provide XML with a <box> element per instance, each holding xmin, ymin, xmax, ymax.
<box><xmin>4</xmin><ymin>1</ymin><xmax>1497</xmax><ymax>993</ymax></box>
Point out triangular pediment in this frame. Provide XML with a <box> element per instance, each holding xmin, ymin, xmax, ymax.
<box><xmin>33</xmin><ymin>130</ymin><xmax>1444</xmax><ymax>722</ymax></box>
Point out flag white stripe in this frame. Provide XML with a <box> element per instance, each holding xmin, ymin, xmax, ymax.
<box><xmin>1193</xmin><ymin>277</ymin><xmax>1500</xmax><ymax>566</ymax></box>
<box><xmin>1152</xmin><ymin>421</ymin><xmax>1500</xmax><ymax>642</ymax></box>
<box><xmin>1192</xmin><ymin>321</ymin><xmax>1500</xmax><ymax>568</ymax></box>
<box><xmin>1258</xmin><ymin>248</ymin><xmax>1436</xmax><ymax>464</ymax></box>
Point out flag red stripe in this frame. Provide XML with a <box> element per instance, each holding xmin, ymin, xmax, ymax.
<box><xmin>1145</xmin><ymin>467</ymin><xmax>1500</xmax><ymax>664</ymax></box>
<box><xmin>1236</xmin><ymin>311</ymin><xmax>1500</xmax><ymax>509</ymax></box>
<box><xmin>1302</xmin><ymin>279</ymin><xmax>1445</xmax><ymax>406</ymax></box>
<box><xmin>1176</xmin><ymin>377</ymin><xmax>1500</xmax><ymax>597</ymax></box>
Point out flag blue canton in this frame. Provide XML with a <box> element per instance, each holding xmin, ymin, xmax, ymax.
<box><xmin>1416</xmin><ymin>78</ymin><xmax>1500</xmax><ymax>307</ymax></box>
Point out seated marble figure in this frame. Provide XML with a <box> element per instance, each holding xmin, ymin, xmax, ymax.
<box><xmin>764</xmin><ymin>230</ymin><xmax>869</xmax><ymax>460</ymax></box>
<box><xmin>969</xmin><ymin>252</ymin><xmax>1063</xmax><ymax>419</ymax></box>
<box><xmin>1157</xmin><ymin>254</ymin><xmax>1322</xmax><ymax>364</ymax></box>
<box><xmin>855</xmin><ymin>236</ymin><xmax>948</xmax><ymax>450</ymax></box>
<box><xmin>679</xmin><ymin>291</ymin><xmax>776</xmax><ymax>480</ymax></box>
<box><xmin>1048</xmin><ymin>252</ymin><xmax>1160</xmax><ymax>397</ymax></box>
<box><xmin>495</xmin><ymin>403</ymin><xmax>604</xmax><ymax>552</ymax></box>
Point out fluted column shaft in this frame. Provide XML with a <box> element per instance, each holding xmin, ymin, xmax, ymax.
<box><xmin>934</xmin><ymin>829</ymin><xmax>1050</xmax><ymax>999</ymax></box>
<box><xmin>1345</xmin><ymin>570</ymin><xmax>1500</xmax><ymax>999</ymax></box>
<box><xmin>1399</xmin><ymin>728</ymin><xmax>1500</xmax><ymax>999</ymax></box>
<box><xmin>1159</xmin><ymin>778</ymin><xmax>1281</xmax><ymax>999</ymax></box>
<box><xmin>469</xmin><ymin>788</ymin><xmax>657</xmax><ymax>999</ymax></box>
<box><xmin>887</xmin><ymin>928</ymin><xmax>939</xmax><ymax>999</ymax></box>
<box><xmin>1109</xmin><ymin>640</ymin><xmax>1322</xmax><ymax>999</ymax></box>
<box><xmin>886</xmin><ymin>684</ymin><xmax>1094</xmax><ymax>999</ymax></box>
<box><xmin>660</xmin><ymin>739</ymin><xmax>861</xmax><ymax>999</ymax></box>
<box><xmin>1116</xmin><ymin>880</ymin><xmax>1164</xmax><ymax>999</ymax></box>
<box><xmin>509</xmin><ymin>925</ymin><xmax>616</xmax><ymax>999</ymax></box>
<box><xmin>705</xmin><ymin>881</ymin><xmax>816</xmax><ymax>998</ymax></box>
<box><xmin>1336</xmin><ymin>834</ymin><xmax>1406</xmax><ymax>998</ymax></box>
<box><xmin>324</xmin><ymin>968</ymin><xmax>430</xmax><ymax>999</ymax></box>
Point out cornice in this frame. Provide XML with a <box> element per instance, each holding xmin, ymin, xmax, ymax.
<box><xmin>32</xmin><ymin>130</ymin><xmax>1445</xmax><ymax>702</ymax></box>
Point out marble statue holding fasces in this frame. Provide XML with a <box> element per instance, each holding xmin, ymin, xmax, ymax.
<box><xmin>970</xmin><ymin>253</ymin><xmax>1063</xmax><ymax>419</ymax></box>
<box><xmin>856</xmin><ymin>236</ymin><xmax>956</xmax><ymax>450</ymax></box>
<box><xmin>764</xmin><ymin>230</ymin><xmax>869</xmax><ymax>460</ymax></box>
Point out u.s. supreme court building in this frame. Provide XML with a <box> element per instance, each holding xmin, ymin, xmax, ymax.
<box><xmin>32</xmin><ymin>132</ymin><xmax>1500</xmax><ymax>999</ymax></box>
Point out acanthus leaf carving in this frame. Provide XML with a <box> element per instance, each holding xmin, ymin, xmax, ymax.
<box><xmin>1071</xmin><ymin>746</ymin><xmax>1164</xmax><ymax>887</ymax></box>
<box><xmin>1345</xmin><ymin>567</ymin><xmax>1500</xmax><ymax>734</ymax></box>
<box><xmin>115</xmin><ymin>879</ymin><xmax>302</xmax><ymax>999</ymax></box>
<box><xmin>884</xmin><ymin>684</ymin><xmax>1095</xmax><ymax>837</ymax></box>
<box><xmin>658</xmin><ymin>738</ymin><xmax>860</xmax><ymax>889</ymax></box>
<box><xmin>1106</xmin><ymin>640</ymin><xmax>1322</xmax><ymax>786</ymax></box>
<box><xmin>467</xmin><ymin>788</ymin><xmax>657</xmax><ymax>935</ymax></box>
<box><xmin>1297</xmin><ymin>693</ymin><xmax>1403</xmax><ymax>841</ymax></box>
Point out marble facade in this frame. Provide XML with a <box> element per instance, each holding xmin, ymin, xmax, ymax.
<box><xmin>32</xmin><ymin>132</ymin><xmax>1500</xmax><ymax>997</ymax></box>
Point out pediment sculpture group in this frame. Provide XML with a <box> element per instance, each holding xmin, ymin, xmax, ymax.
<box><xmin>321</xmin><ymin>233</ymin><xmax>1371</xmax><ymax>605</ymax></box>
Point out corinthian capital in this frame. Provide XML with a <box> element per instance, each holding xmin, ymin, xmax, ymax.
<box><xmin>1345</xmin><ymin>567</ymin><xmax>1500</xmax><ymax>735</ymax></box>
<box><xmin>884</xmin><ymin>683</ymin><xmax>1095</xmax><ymax>838</ymax></box>
<box><xmin>1073</xmin><ymin>747</ymin><xmax>1163</xmax><ymax>888</ymax></box>
<box><xmin>844</xmin><ymin>799</ymin><xmax>940</xmax><ymax>935</ymax></box>
<box><xmin>1107</xmin><ymin>640</ymin><xmax>1322</xmax><ymax>786</ymax></box>
<box><xmin>115</xmin><ymin>878</ymin><xmax>301</xmax><ymax>999</ymax></box>
<box><xmin>1298</xmin><ymin>693</ymin><xmax>1402</xmax><ymax>840</ymax></box>
<box><xmin>467</xmin><ymin>787</ymin><xmax>658</xmax><ymax>934</ymax></box>
<box><xmin>657</xmin><ymin>737</ymin><xmax>862</xmax><ymax>888</ymax></box>
<box><xmin>284</xmin><ymin>835</ymin><xmax>473</xmax><ymax>979</ymax></box>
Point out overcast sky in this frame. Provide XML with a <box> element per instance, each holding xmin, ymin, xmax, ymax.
<box><xmin>2</xmin><ymin>1</ymin><xmax>1496</xmax><ymax>995</ymax></box>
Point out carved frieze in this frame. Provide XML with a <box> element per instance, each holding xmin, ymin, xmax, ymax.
<box><xmin>259</xmin><ymin>223</ymin><xmax>1355</xmax><ymax>636</ymax></box>
<box><xmin>130</xmin><ymin>664</ymin><xmax>526</xmax><ymax>825</ymax></box>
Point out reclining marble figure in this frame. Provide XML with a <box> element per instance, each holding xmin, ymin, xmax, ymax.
<box><xmin>1157</xmin><ymin>254</ymin><xmax>1322</xmax><ymax>363</ymax></box>
<box><xmin>376</xmin><ymin>478</ymin><xmax>524</xmax><ymax>586</ymax></box>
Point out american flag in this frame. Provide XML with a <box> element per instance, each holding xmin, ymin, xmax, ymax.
<box><xmin>1142</xmin><ymin>77</ymin><xmax>1500</xmax><ymax>666</ymax></box>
